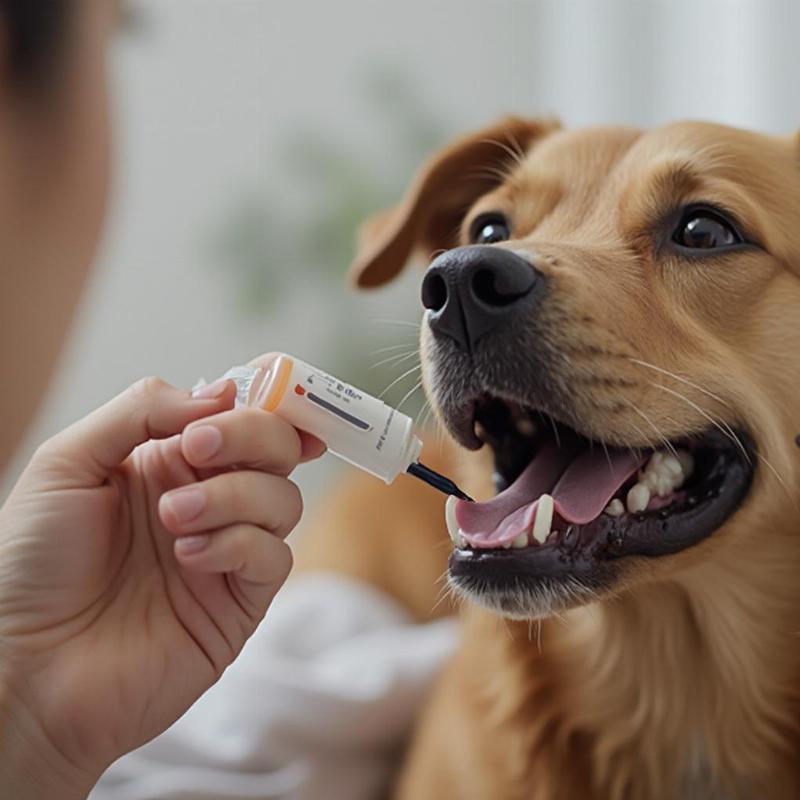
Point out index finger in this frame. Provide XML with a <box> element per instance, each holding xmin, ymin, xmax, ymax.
<box><xmin>181</xmin><ymin>406</ymin><xmax>305</xmax><ymax>476</ymax></box>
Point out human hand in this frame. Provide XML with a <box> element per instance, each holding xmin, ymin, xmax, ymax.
<box><xmin>0</xmin><ymin>375</ymin><xmax>324</xmax><ymax>798</ymax></box>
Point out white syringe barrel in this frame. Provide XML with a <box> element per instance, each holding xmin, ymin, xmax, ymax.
<box><xmin>226</xmin><ymin>354</ymin><xmax>422</xmax><ymax>484</ymax></box>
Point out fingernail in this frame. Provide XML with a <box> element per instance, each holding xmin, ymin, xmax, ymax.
<box><xmin>183</xmin><ymin>425</ymin><xmax>223</xmax><ymax>462</ymax></box>
<box><xmin>175</xmin><ymin>534</ymin><xmax>210</xmax><ymax>555</ymax></box>
<box><xmin>192</xmin><ymin>379</ymin><xmax>230</xmax><ymax>399</ymax></box>
<box><xmin>163</xmin><ymin>487</ymin><xmax>205</xmax><ymax>523</ymax></box>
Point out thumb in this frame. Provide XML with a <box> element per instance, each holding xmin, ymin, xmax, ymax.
<box><xmin>35</xmin><ymin>376</ymin><xmax>236</xmax><ymax>487</ymax></box>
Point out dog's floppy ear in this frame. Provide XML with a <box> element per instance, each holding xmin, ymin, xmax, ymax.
<box><xmin>349</xmin><ymin>116</ymin><xmax>560</xmax><ymax>289</ymax></box>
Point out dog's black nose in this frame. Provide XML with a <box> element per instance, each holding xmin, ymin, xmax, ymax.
<box><xmin>421</xmin><ymin>246</ymin><xmax>542</xmax><ymax>352</ymax></box>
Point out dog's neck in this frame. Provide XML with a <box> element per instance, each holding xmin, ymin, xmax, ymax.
<box><xmin>549</xmin><ymin>533</ymin><xmax>800</xmax><ymax>799</ymax></box>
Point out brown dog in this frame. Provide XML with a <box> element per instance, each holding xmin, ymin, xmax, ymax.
<box><xmin>299</xmin><ymin>117</ymin><xmax>800</xmax><ymax>799</ymax></box>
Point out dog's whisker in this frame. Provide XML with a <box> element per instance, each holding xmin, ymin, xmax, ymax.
<box><xmin>479</xmin><ymin>136</ymin><xmax>526</xmax><ymax>170</ymax></box>
<box><xmin>628</xmin><ymin>357</ymin><xmax>734</xmax><ymax>411</ymax></box>
<box><xmin>504</xmin><ymin>127</ymin><xmax>528</xmax><ymax>165</ymax></box>
<box><xmin>755</xmin><ymin>452</ymin><xmax>796</xmax><ymax>506</ymax></box>
<box><xmin>371</xmin><ymin>318</ymin><xmax>421</xmax><ymax>329</ymax></box>
<box><xmin>396</xmin><ymin>378</ymin><xmax>425</xmax><ymax>412</ymax></box>
<box><xmin>547</xmin><ymin>415</ymin><xmax>562</xmax><ymax>449</ymax></box>
<box><xmin>649</xmin><ymin>382</ymin><xmax>750</xmax><ymax>464</ymax></box>
<box><xmin>622</xmin><ymin>417</ymin><xmax>648</xmax><ymax>461</ymax></box>
<box><xmin>378</xmin><ymin>363</ymin><xmax>423</xmax><ymax>399</ymax></box>
<box><xmin>431</xmin><ymin>575</ymin><xmax>456</xmax><ymax>616</ymax></box>
<box><xmin>465</xmin><ymin>166</ymin><xmax>516</xmax><ymax>184</ymax></box>
<box><xmin>600</xmin><ymin>439</ymin><xmax>614</xmax><ymax>477</ymax></box>
<box><xmin>622</xmin><ymin>398</ymin><xmax>680</xmax><ymax>460</ymax></box>
<box><xmin>368</xmin><ymin>349</ymin><xmax>419</xmax><ymax>371</ymax></box>
<box><xmin>369</xmin><ymin>342</ymin><xmax>419</xmax><ymax>356</ymax></box>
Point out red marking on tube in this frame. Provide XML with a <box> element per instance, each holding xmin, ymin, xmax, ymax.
<box><xmin>294</xmin><ymin>384</ymin><xmax>306</xmax><ymax>396</ymax></box>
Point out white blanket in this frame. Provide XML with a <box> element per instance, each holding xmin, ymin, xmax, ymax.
<box><xmin>91</xmin><ymin>574</ymin><xmax>459</xmax><ymax>800</ymax></box>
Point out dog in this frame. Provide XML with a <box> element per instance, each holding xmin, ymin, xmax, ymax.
<box><xmin>298</xmin><ymin>117</ymin><xmax>800</xmax><ymax>799</ymax></box>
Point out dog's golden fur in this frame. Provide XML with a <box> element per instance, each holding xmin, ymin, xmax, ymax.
<box><xmin>298</xmin><ymin>118</ymin><xmax>800</xmax><ymax>798</ymax></box>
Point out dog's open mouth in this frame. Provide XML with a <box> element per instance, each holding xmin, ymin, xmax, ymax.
<box><xmin>447</xmin><ymin>395</ymin><xmax>756</xmax><ymax>594</ymax></box>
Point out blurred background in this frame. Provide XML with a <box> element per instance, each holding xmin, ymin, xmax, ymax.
<box><xmin>4</xmin><ymin>0</ymin><xmax>800</xmax><ymax>509</ymax></box>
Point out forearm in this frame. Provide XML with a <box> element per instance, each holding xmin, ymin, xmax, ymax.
<box><xmin>0</xmin><ymin>676</ymin><xmax>97</xmax><ymax>800</ymax></box>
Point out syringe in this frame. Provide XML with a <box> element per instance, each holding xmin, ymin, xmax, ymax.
<box><xmin>214</xmin><ymin>354</ymin><xmax>472</xmax><ymax>502</ymax></box>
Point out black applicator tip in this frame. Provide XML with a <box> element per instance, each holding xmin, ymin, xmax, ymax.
<box><xmin>407</xmin><ymin>462</ymin><xmax>473</xmax><ymax>502</ymax></box>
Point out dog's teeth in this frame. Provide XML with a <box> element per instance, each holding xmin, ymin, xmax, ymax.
<box><xmin>661</xmin><ymin>453</ymin><xmax>683</xmax><ymax>478</ymax></box>
<box><xmin>626</xmin><ymin>483</ymin><xmax>650</xmax><ymax>513</ymax></box>
<box><xmin>640</xmin><ymin>448</ymin><xmax>690</xmax><ymax>496</ymax></box>
<box><xmin>655</xmin><ymin>476</ymin><xmax>675</xmax><ymax>498</ymax></box>
<box><xmin>676</xmin><ymin>449</ymin><xmax>694</xmax><ymax>480</ymax></box>
<box><xmin>640</xmin><ymin>470</ymin><xmax>660</xmax><ymax>491</ymax></box>
<box><xmin>515</xmin><ymin>417</ymin><xmax>536</xmax><ymax>437</ymax></box>
<box><xmin>532</xmin><ymin>494</ymin><xmax>554</xmax><ymax>544</ymax></box>
<box><xmin>512</xmin><ymin>531</ymin><xmax>528</xmax><ymax>549</ymax></box>
<box><xmin>444</xmin><ymin>496</ymin><xmax>466</xmax><ymax>548</ymax></box>
<box><xmin>502</xmin><ymin>541</ymin><xmax>512</xmax><ymax>549</ymax></box>
<box><xmin>604</xmin><ymin>498</ymin><xmax>625</xmax><ymax>517</ymax></box>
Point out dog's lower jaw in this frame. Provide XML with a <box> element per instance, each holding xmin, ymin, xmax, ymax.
<box><xmin>399</xmin><ymin>527</ymin><xmax>800</xmax><ymax>800</ymax></box>
<box><xmin>538</xmin><ymin>548</ymin><xmax>800</xmax><ymax>800</ymax></box>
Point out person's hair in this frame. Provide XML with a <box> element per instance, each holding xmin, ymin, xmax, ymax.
<box><xmin>1</xmin><ymin>1</ymin><xmax>71</xmax><ymax>87</ymax></box>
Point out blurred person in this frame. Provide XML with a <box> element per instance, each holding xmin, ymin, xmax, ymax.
<box><xmin>0</xmin><ymin>2</ymin><xmax>324</xmax><ymax>797</ymax></box>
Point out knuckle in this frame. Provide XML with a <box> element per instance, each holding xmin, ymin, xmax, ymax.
<box><xmin>224</xmin><ymin>478</ymin><xmax>247</xmax><ymax>510</ymax></box>
<box><xmin>131</xmin><ymin>375</ymin><xmax>169</xmax><ymax>401</ymax></box>
<box><xmin>31</xmin><ymin>436</ymin><xmax>59</xmax><ymax>465</ymax></box>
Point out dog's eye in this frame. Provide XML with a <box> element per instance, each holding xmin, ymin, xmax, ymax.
<box><xmin>672</xmin><ymin>208</ymin><xmax>743</xmax><ymax>250</ymax></box>
<box><xmin>470</xmin><ymin>214</ymin><xmax>511</xmax><ymax>245</ymax></box>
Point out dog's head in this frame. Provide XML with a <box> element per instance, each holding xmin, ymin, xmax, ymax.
<box><xmin>352</xmin><ymin>117</ymin><xmax>800</xmax><ymax>619</ymax></box>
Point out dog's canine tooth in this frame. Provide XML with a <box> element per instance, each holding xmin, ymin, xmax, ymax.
<box><xmin>445</xmin><ymin>496</ymin><xmax>465</xmax><ymax>548</ymax></box>
<box><xmin>532</xmin><ymin>494</ymin><xmax>554</xmax><ymax>544</ymax></box>
<box><xmin>604</xmin><ymin>498</ymin><xmax>625</xmax><ymax>517</ymax></box>
<box><xmin>626</xmin><ymin>483</ymin><xmax>650</xmax><ymax>513</ymax></box>
<box><xmin>512</xmin><ymin>531</ymin><xmax>528</xmax><ymax>548</ymax></box>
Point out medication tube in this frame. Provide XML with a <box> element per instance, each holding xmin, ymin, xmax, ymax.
<box><xmin>218</xmin><ymin>354</ymin><xmax>472</xmax><ymax>500</ymax></box>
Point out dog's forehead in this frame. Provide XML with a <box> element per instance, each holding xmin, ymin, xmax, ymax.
<box><xmin>519</xmin><ymin>125</ymin><xmax>642</xmax><ymax>188</ymax></box>
<box><xmin>519</xmin><ymin>120</ymin><xmax>789</xmax><ymax>188</ymax></box>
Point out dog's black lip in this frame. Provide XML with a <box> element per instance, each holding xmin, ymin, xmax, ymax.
<box><xmin>448</xmin><ymin>429</ymin><xmax>756</xmax><ymax>593</ymax></box>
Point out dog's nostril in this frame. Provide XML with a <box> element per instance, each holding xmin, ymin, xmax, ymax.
<box><xmin>422</xmin><ymin>273</ymin><xmax>448</xmax><ymax>312</ymax></box>
<box><xmin>471</xmin><ymin>267</ymin><xmax>529</xmax><ymax>307</ymax></box>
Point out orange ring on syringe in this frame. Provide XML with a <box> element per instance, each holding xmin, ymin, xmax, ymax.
<box><xmin>261</xmin><ymin>355</ymin><xmax>294</xmax><ymax>412</ymax></box>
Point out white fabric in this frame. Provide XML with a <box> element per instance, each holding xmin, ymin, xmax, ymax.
<box><xmin>91</xmin><ymin>573</ymin><xmax>459</xmax><ymax>800</ymax></box>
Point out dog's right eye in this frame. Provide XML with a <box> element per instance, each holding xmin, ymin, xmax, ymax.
<box><xmin>470</xmin><ymin>214</ymin><xmax>511</xmax><ymax>245</ymax></box>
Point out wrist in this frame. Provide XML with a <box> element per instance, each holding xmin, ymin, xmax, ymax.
<box><xmin>0</xmin><ymin>672</ymin><xmax>99</xmax><ymax>800</ymax></box>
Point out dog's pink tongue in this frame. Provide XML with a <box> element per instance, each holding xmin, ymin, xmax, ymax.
<box><xmin>456</xmin><ymin>445</ymin><xmax>645</xmax><ymax>547</ymax></box>
<box><xmin>551</xmin><ymin>449</ymin><xmax>643</xmax><ymax>523</ymax></box>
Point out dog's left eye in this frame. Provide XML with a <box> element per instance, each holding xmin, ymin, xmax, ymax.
<box><xmin>470</xmin><ymin>214</ymin><xmax>511</xmax><ymax>245</ymax></box>
<box><xmin>672</xmin><ymin>208</ymin><xmax>743</xmax><ymax>250</ymax></box>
